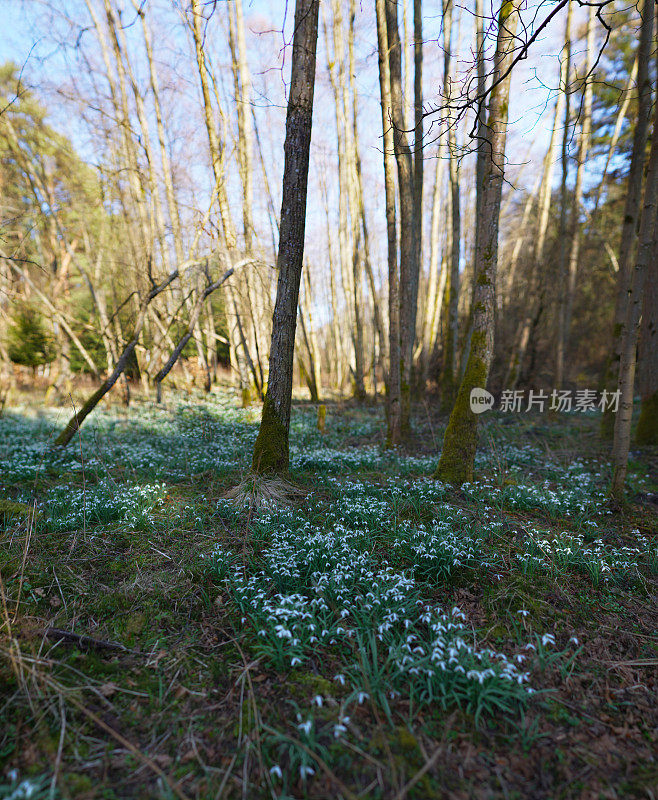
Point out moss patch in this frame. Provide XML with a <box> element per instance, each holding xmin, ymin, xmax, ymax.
<box><xmin>635</xmin><ymin>390</ymin><xmax>658</xmax><ymax>445</ymax></box>
<box><xmin>434</xmin><ymin>331</ymin><xmax>489</xmax><ymax>485</ymax></box>
<box><xmin>252</xmin><ymin>394</ymin><xmax>289</xmax><ymax>474</ymax></box>
<box><xmin>0</xmin><ymin>500</ymin><xmax>33</xmax><ymax>518</ymax></box>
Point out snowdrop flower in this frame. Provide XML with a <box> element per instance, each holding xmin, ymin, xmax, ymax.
<box><xmin>299</xmin><ymin>765</ymin><xmax>315</xmax><ymax>780</ymax></box>
<box><xmin>313</xmin><ymin>695</ymin><xmax>323</xmax><ymax>707</ymax></box>
<box><xmin>569</xmin><ymin>636</ymin><xmax>579</xmax><ymax>645</ymax></box>
<box><xmin>334</xmin><ymin>674</ymin><xmax>346</xmax><ymax>686</ymax></box>
<box><xmin>541</xmin><ymin>634</ymin><xmax>555</xmax><ymax>646</ymax></box>
<box><xmin>269</xmin><ymin>765</ymin><xmax>282</xmax><ymax>779</ymax></box>
<box><xmin>297</xmin><ymin>719</ymin><xmax>313</xmax><ymax>735</ymax></box>
<box><xmin>517</xmin><ymin>609</ymin><xmax>529</xmax><ymax>617</ymax></box>
<box><xmin>291</xmin><ymin>657</ymin><xmax>302</xmax><ymax>666</ymax></box>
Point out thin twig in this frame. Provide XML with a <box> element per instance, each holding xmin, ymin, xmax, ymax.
<box><xmin>44</xmin><ymin>627</ymin><xmax>146</xmax><ymax>657</ymax></box>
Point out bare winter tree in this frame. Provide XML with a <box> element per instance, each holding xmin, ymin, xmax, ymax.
<box><xmin>376</xmin><ymin>0</ymin><xmax>402</xmax><ymax>445</ymax></box>
<box><xmin>601</xmin><ymin>0</ymin><xmax>655</xmax><ymax>437</ymax></box>
<box><xmin>251</xmin><ymin>0</ymin><xmax>320</xmax><ymax>474</ymax></box>
<box><xmin>434</xmin><ymin>0</ymin><xmax>520</xmax><ymax>485</ymax></box>
<box><xmin>635</xmin><ymin>229</ymin><xmax>658</xmax><ymax>445</ymax></box>
<box><xmin>610</xmin><ymin>68</ymin><xmax>658</xmax><ymax>500</ymax></box>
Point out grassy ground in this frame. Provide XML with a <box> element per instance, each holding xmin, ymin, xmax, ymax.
<box><xmin>0</xmin><ymin>389</ymin><xmax>656</xmax><ymax>799</ymax></box>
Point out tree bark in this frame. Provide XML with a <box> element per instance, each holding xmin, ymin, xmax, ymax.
<box><xmin>562</xmin><ymin>5</ymin><xmax>595</xmax><ymax>376</ymax></box>
<box><xmin>601</xmin><ymin>0</ymin><xmax>655</xmax><ymax>437</ymax></box>
<box><xmin>555</xmin><ymin>0</ymin><xmax>573</xmax><ymax>389</ymax></box>
<box><xmin>635</xmin><ymin>228</ymin><xmax>658</xmax><ymax>444</ymax></box>
<box><xmin>440</xmin><ymin>0</ymin><xmax>461</xmax><ymax>411</ymax></box>
<box><xmin>504</xmin><ymin>80</ymin><xmax>565</xmax><ymax>389</ymax></box>
<box><xmin>385</xmin><ymin>0</ymin><xmax>416</xmax><ymax>435</ymax></box>
<box><xmin>611</xmin><ymin>86</ymin><xmax>658</xmax><ymax>498</ymax></box>
<box><xmin>252</xmin><ymin>0</ymin><xmax>320</xmax><ymax>474</ymax></box>
<box><xmin>434</xmin><ymin>0</ymin><xmax>519</xmax><ymax>485</ymax></box>
<box><xmin>412</xmin><ymin>0</ymin><xmax>423</xmax><ymax>385</ymax></box>
<box><xmin>376</xmin><ymin>0</ymin><xmax>402</xmax><ymax>446</ymax></box>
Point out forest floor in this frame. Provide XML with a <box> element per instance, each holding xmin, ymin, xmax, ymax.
<box><xmin>0</xmin><ymin>388</ymin><xmax>656</xmax><ymax>800</ymax></box>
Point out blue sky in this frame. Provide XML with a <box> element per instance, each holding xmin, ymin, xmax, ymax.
<box><xmin>0</xmin><ymin>0</ymin><xmax>601</xmax><ymax>300</ymax></box>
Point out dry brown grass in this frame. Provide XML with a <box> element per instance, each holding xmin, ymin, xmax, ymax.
<box><xmin>222</xmin><ymin>474</ymin><xmax>307</xmax><ymax>510</ymax></box>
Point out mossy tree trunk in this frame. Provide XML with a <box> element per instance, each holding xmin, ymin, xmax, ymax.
<box><xmin>611</xmin><ymin>92</ymin><xmax>658</xmax><ymax>497</ymax></box>
<box><xmin>635</xmin><ymin>229</ymin><xmax>658</xmax><ymax>445</ymax></box>
<box><xmin>251</xmin><ymin>0</ymin><xmax>320</xmax><ymax>475</ymax></box>
<box><xmin>601</xmin><ymin>0</ymin><xmax>655</xmax><ymax>438</ymax></box>
<box><xmin>434</xmin><ymin>0</ymin><xmax>519</xmax><ymax>485</ymax></box>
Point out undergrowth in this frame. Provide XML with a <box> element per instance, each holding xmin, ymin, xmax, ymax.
<box><xmin>0</xmin><ymin>390</ymin><xmax>656</xmax><ymax>798</ymax></box>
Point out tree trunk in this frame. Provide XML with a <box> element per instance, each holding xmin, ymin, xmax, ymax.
<box><xmin>412</xmin><ymin>0</ymin><xmax>423</xmax><ymax>385</ymax></box>
<box><xmin>421</xmin><ymin>140</ymin><xmax>446</xmax><ymax>381</ymax></box>
<box><xmin>252</xmin><ymin>0</ymin><xmax>320</xmax><ymax>474</ymax></box>
<box><xmin>440</xmin><ymin>0</ymin><xmax>461</xmax><ymax>411</ymax></box>
<box><xmin>562</xmin><ymin>5</ymin><xmax>595</xmax><ymax>376</ymax></box>
<box><xmin>611</xmin><ymin>87</ymin><xmax>658</xmax><ymax>498</ymax></box>
<box><xmin>227</xmin><ymin>0</ymin><xmax>254</xmax><ymax>252</ymax></box>
<box><xmin>601</xmin><ymin>0</ymin><xmax>655</xmax><ymax>437</ymax></box>
<box><xmin>154</xmin><ymin>266</ymin><xmax>235</xmax><ymax>401</ymax></box>
<box><xmin>635</xmin><ymin>229</ymin><xmax>658</xmax><ymax>445</ymax></box>
<box><xmin>385</xmin><ymin>0</ymin><xmax>417</xmax><ymax>435</ymax></box>
<box><xmin>138</xmin><ymin>3</ymin><xmax>185</xmax><ymax>265</ymax></box>
<box><xmin>434</xmin><ymin>0</ymin><xmax>519</xmax><ymax>485</ymax></box>
<box><xmin>554</xmin><ymin>0</ymin><xmax>573</xmax><ymax>389</ymax></box>
<box><xmin>54</xmin><ymin>269</ymin><xmax>180</xmax><ymax>446</ymax></box>
<box><xmin>504</xmin><ymin>80</ymin><xmax>564</xmax><ymax>389</ymax></box>
<box><xmin>458</xmin><ymin>0</ymin><xmax>487</xmax><ymax>388</ymax></box>
<box><xmin>376</xmin><ymin>0</ymin><xmax>402</xmax><ymax>446</ymax></box>
<box><xmin>190</xmin><ymin>0</ymin><xmax>236</xmax><ymax>250</ymax></box>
